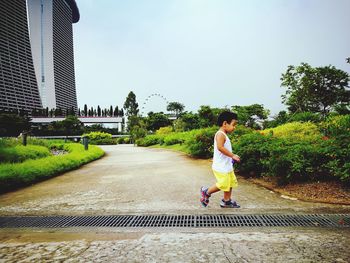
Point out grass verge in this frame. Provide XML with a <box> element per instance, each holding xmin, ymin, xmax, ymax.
<box><xmin>0</xmin><ymin>143</ymin><xmax>104</xmax><ymax>194</ymax></box>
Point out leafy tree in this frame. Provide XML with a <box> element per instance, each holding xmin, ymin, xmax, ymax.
<box><xmin>198</xmin><ymin>105</ymin><xmax>216</xmax><ymax>128</ymax></box>
<box><xmin>178</xmin><ymin>112</ymin><xmax>200</xmax><ymax>130</ymax></box>
<box><xmin>97</xmin><ymin>106</ymin><xmax>101</xmax><ymax>117</ymax></box>
<box><xmin>146</xmin><ymin>112</ymin><xmax>171</xmax><ymax>131</ymax></box>
<box><xmin>0</xmin><ymin>112</ymin><xmax>31</xmax><ymax>136</ymax></box>
<box><xmin>167</xmin><ymin>102</ymin><xmax>185</xmax><ymax>118</ymax></box>
<box><xmin>281</xmin><ymin>63</ymin><xmax>350</xmax><ymax>117</ymax></box>
<box><xmin>232</xmin><ymin>104</ymin><xmax>270</xmax><ymax>129</ymax></box>
<box><xmin>123</xmin><ymin>91</ymin><xmax>139</xmax><ymax>117</ymax></box>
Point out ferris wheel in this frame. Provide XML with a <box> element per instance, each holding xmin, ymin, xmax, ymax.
<box><xmin>141</xmin><ymin>93</ymin><xmax>170</xmax><ymax>116</ymax></box>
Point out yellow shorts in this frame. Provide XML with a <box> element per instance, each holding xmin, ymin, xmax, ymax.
<box><xmin>213</xmin><ymin>170</ymin><xmax>238</xmax><ymax>192</ymax></box>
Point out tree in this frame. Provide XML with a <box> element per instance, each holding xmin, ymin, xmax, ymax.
<box><xmin>146</xmin><ymin>112</ymin><xmax>171</xmax><ymax>131</ymax></box>
<box><xmin>178</xmin><ymin>112</ymin><xmax>200</xmax><ymax>130</ymax></box>
<box><xmin>167</xmin><ymin>102</ymin><xmax>185</xmax><ymax>118</ymax></box>
<box><xmin>123</xmin><ymin>91</ymin><xmax>139</xmax><ymax>117</ymax></box>
<box><xmin>97</xmin><ymin>105</ymin><xmax>101</xmax><ymax>117</ymax></box>
<box><xmin>231</xmin><ymin>104</ymin><xmax>270</xmax><ymax>129</ymax></box>
<box><xmin>0</xmin><ymin>112</ymin><xmax>31</xmax><ymax>136</ymax></box>
<box><xmin>114</xmin><ymin>106</ymin><xmax>119</xmax><ymax>117</ymax></box>
<box><xmin>198</xmin><ymin>105</ymin><xmax>216</xmax><ymax>128</ymax></box>
<box><xmin>110</xmin><ymin>105</ymin><xmax>113</xmax><ymax>117</ymax></box>
<box><xmin>281</xmin><ymin>63</ymin><xmax>350</xmax><ymax>117</ymax></box>
<box><xmin>84</xmin><ymin>104</ymin><xmax>88</xmax><ymax>117</ymax></box>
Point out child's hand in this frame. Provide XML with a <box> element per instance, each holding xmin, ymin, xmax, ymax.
<box><xmin>232</xmin><ymin>154</ymin><xmax>240</xmax><ymax>163</ymax></box>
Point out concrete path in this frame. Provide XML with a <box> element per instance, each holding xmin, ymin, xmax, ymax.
<box><xmin>1</xmin><ymin>145</ymin><xmax>350</xmax><ymax>262</ymax></box>
<box><xmin>0</xmin><ymin>145</ymin><xmax>349</xmax><ymax>216</ymax></box>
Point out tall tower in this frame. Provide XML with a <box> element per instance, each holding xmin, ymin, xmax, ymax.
<box><xmin>0</xmin><ymin>0</ymin><xmax>80</xmax><ymax>113</ymax></box>
<box><xmin>0</xmin><ymin>0</ymin><xmax>42</xmax><ymax>112</ymax></box>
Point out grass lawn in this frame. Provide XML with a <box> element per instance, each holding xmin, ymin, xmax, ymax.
<box><xmin>0</xmin><ymin>139</ymin><xmax>104</xmax><ymax>193</ymax></box>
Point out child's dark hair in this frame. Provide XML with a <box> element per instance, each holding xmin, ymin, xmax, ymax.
<box><xmin>217</xmin><ymin>111</ymin><xmax>238</xmax><ymax>126</ymax></box>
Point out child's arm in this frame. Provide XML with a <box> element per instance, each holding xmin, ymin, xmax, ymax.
<box><xmin>216</xmin><ymin>133</ymin><xmax>240</xmax><ymax>162</ymax></box>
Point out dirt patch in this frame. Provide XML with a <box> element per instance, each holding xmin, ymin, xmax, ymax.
<box><xmin>247</xmin><ymin>177</ymin><xmax>350</xmax><ymax>205</ymax></box>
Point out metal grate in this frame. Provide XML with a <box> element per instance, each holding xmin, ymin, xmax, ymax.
<box><xmin>0</xmin><ymin>214</ymin><xmax>349</xmax><ymax>228</ymax></box>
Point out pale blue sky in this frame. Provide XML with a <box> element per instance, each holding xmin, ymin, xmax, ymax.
<box><xmin>73</xmin><ymin>0</ymin><xmax>350</xmax><ymax>116</ymax></box>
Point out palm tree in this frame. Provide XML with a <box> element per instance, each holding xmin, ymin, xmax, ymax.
<box><xmin>167</xmin><ymin>102</ymin><xmax>185</xmax><ymax>118</ymax></box>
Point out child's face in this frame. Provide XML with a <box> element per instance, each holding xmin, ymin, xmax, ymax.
<box><xmin>223</xmin><ymin>120</ymin><xmax>237</xmax><ymax>133</ymax></box>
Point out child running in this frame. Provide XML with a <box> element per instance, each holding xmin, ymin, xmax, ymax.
<box><xmin>200</xmin><ymin>111</ymin><xmax>241</xmax><ymax>208</ymax></box>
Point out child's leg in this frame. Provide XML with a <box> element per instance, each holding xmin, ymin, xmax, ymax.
<box><xmin>223</xmin><ymin>187</ymin><xmax>232</xmax><ymax>201</ymax></box>
<box><xmin>207</xmin><ymin>185</ymin><xmax>220</xmax><ymax>195</ymax></box>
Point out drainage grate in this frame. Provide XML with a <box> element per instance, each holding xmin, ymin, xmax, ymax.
<box><xmin>0</xmin><ymin>214</ymin><xmax>349</xmax><ymax>228</ymax></box>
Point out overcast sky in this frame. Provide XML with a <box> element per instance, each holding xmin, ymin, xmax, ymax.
<box><xmin>73</xmin><ymin>0</ymin><xmax>350</xmax><ymax>116</ymax></box>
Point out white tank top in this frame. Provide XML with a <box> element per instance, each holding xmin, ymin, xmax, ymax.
<box><xmin>212</xmin><ymin>130</ymin><xmax>233</xmax><ymax>173</ymax></box>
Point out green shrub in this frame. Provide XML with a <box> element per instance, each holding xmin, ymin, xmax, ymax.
<box><xmin>288</xmin><ymin>112</ymin><xmax>322</xmax><ymax>123</ymax></box>
<box><xmin>156</xmin><ymin>126</ymin><xmax>173</xmax><ymax>135</ymax></box>
<box><xmin>232</xmin><ymin>132</ymin><xmax>273</xmax><ymax>176</ymax></box>
<box><xmin>186</xmin><ymin>127</ymin><xmax>217</xmax><ymax>158</ymax></box>
<box><xmin>82</xmin><ymin>131</ymin><xmax>115</xmax><ymax>145</ymax></box>
<box><xmin>262</xmin><ymin>122</ymin><xmax>321</xmax><ymax>141</ymax></box>
<box><xmin>0</xmin><ymin>143</ymin><xmax>104</xmax><ymax>193</ymax></box>
<box><xmin>0</xmin><ymin>145</ymin><xmax>51</xmax><ymax>163</ymax></box>
<box><xmin>136</xmin><ymin>134</ymin><xmax>164</xmax><ymax>146</ymax></box>
<box><xmin>163</xmin><ymin>133</ymin><xmax>187</xmax><ymax>145</ymax></box>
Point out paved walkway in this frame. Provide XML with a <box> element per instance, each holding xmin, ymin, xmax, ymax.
<box><xmin>1</xmin><ymin>145</ymin><xmax>350</xmax><ymax>262</ymax></box>
<box><xmin>0</xmin><ymin>145</ymin><xmax>349</xmax><ymax>216</ymax></box>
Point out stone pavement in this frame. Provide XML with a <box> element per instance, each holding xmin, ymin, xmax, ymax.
<box><xmin>1</xmin><ymin>228</ymin><xmax>350</xmax><ymax>262</ymax></box>
<box><xmin>0</xmin><ymin>145</ymin><xmax>349</xmax><ymax>262</ymax></box>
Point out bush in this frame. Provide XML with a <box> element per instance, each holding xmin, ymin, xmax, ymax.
<box><xmin>136</xmin><ymin>134</ymin><xmax>164</xmax><ymax>146</ymax></box>
<box><xmin>261</xmin><ymin>122</ymin><xmax>321</xmax><ymax>141</ymax></box>
<box><xmin>232</xmin><ymin>132</ymin><xmax>273</xmax><ymax>176</ymax></box>
<box><xmin>156</xmin><ymin>126</ymin><xmax>173</xmax><ymax>135</ymax></box>
<box><xmin>288</xmin><ymin>112</ymin><xmax>322</xmax><ymax>123</ymax></box>
<box><xmin>82</xmin><ymin>131</ymin><xmax>115</xmax><ymax>145</ymax></box>
<box><xmin>186</xmin><ymin>127</ymin><xmax>217</xmax><ymax>158</ymax></box>
<box><xmin>163</xmin><ymin>133</ymin><xmax>187</xmax><ymax>145</ymax></box>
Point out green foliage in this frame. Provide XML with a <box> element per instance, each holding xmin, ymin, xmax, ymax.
<box><xmin>123</xmin><ymin>91</ymin><xmax>139</xmax><ymax>117</ymax></box>
<box><xmin>0</xmin><ymin>143</ymin><xmax>104</xmax><ymax>193</ymax></box>
<box><xmin>117</xmin><ymin>137</ymin><xmax>130</xmax><ymax>144</ymax></box>
<box><xmin>186</xmin><ymin>127</ymin><xmax>217</xmax><ymax>158</ymax></box>
<box><xmin>163</xmin><ymin>133</ymin><xmax>187</xmax><ymax>146</ymax></box>
<box><xmin>287</xmin><ymin>112</ymin><xmax>322</xmax><ymax>123</ymax></box>
<box><xmin>146</xmin><ymin>112</ymin><xmax>171</xmax><ymax>131</ymax></box>
<box><xmin>177</xmin><ymin>112</ymin><xmax>200</xmax><ymax>131</ymax></box>
<box><xmin>156</xmin><ymin>126</ymin><xmax>173</xmax><ymax>135</ymax></box>
<box><xmin>136</xmin><ymin>134</ymin><xmax>165</xmax><ymax>146</ymax></box>
<box><xmin>45</xmin><ymin>115</ymin><xmax>84</xmax><ymax>136</ymax></box>
<box><xmin>167</xmin><ymin>102</ymin><xmax>185</xmax><ymax>118</ymax></box>
<box><xmin>0</xmin><ymin>145</ymin><xmax>51</xmax><ymax>163</ymax></box>
<box><xmin>231</xmin><ymin>104</ymin><xmax>270</xmax><ymax>129</ymax></box>
<box><xmin>0</xmin><ymin>112</ymin><xmax>31</xmax><ymax>136</ymax></box>
<box><xmin>198</xmin><ymin>106</ymin><xmax>217</xmax><ymax>128</ymax></box>
<box><xmin>262</xmin><ymin>122</ymin><xmax>321</xmax><ymax>141</ymax></box>
<box><xmin>281</xmin><ymin>63</ymin><xmax>350</xmax><ymax>117</ymax></box>
<box><xmin>82</xmin><ymin>131</ymin><xmax>115</xmax><ymax>145</ymax></box>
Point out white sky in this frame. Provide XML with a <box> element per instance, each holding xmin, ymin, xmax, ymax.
<box><xmin>73</xmin><ymin>0</ymin><xmax>350</xmax><ymax>116</ymax></box>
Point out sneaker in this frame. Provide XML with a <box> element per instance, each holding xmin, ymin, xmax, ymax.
<box><xmin>200</xmin><ymin>186</ymin><xmax>211</xmax><ymax>207</ymax></box>
<box><xmin>220</xmin><ymin>199</ymin><xmax>240</xmax><ymax>208</ymax></box>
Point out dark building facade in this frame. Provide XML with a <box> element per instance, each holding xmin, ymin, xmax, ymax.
<box><xmin>0</xmin><ymin>0</ymin><xmax>79</xmax><ymax>114</ymax></box>
<box><xmin>0</xmin><ymin>0</ymin><xmax>42</xmax><ymax>112</ymax></box>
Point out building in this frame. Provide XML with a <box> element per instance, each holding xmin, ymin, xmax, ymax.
<box><xmin>0</xmin><ymin>0</ymin><xmax>79</xmax><ymax>114</ymax></box>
